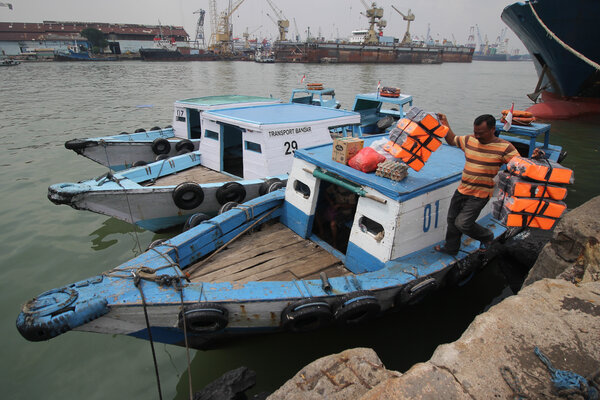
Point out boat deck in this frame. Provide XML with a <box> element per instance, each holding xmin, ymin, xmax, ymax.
<box><xmin>188</xmin><ymin>222</ymin><xmax>349</xmax><ymax>283</ymax></box>
<box><xmin>145</xmin><ymin>165</ymin><xmax>239</xmax><ymax>186</ymax></box>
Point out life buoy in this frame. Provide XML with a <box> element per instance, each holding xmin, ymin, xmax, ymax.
<box><xmin>183</xmin><ymin>213</ymin><xmax>210</xmax><ymax>232</ymax></box>
<box><xmin>135</xmin><ymin>128</ymin><xmax>146</xmax><ymax>133</ymax></box>
<box><xmin>334</xmin><ymin>292</ymin><xmax>381</xmax><ymax>325</ymax></box>
<box><xmin>395</xmin><ymin>277</ymin><xmax>438</xmax><ymax>306</ymax></box>
<box><xmin>132</xmin><ymin>160</ymin><xmax>147</xmax><ymax>167</ymax></box>
<box><xmin>218</xmin><ymin>201</ymin><xmax>238</xmax><ymax>215</ymax></box>
<box><xmin>175</xmin><ymin>139</ymin><xmax>195</xmax><ymax>152</ymax></box>
<box><xmin>258</xmin><ymin>178</ymin><xmax>283</xmax><ymax>196</ymax></box>
<box><xmin>155</xmin><ymin>154</ymin><xmax>170</xmax><ymax>161</ymax></box>
<box><xmin>178</xmin><ymin>303</ymin><xmax>228</xmax><ymax>333</ymax></box>
<box><xmin>150</xmin><ymin>126</ymin><xmax>161</xmax><ymax>131</ymax></box>
<box><xmin>151</xmin><ymin>138</ymin><xmax>171</xmax><ymax>155</ymax></box>
<box><xmin>281</xmin><ymin>298</ymin><xmax>333</xmax><ymax>332</ymax></box>
<box><xmin>216</xmin><ymin>182</ymin><xmax>246</xmax><ymax>205</ymax></box>
<box><xmin>172</xmin><ymin>182</ymin><xmax>204</xmax><ymax>210</ymax></box>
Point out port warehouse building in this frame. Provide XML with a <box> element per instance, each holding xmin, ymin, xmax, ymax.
<box><xmin>0</xmin><ymin>21</ymin><xmax>189</xmax><ymax>56</ymax></box>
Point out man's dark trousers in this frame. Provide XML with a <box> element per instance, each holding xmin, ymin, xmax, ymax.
<box><xmin>444</xmin><ymin>190</ymin><xmax>494</xmax><ymax>253</ymax></box>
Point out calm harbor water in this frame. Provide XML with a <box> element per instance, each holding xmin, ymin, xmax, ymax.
<box><xmin>1</xmin><ymin>60</ymin><xmax>598</xmax><ymax>399</ymax></box>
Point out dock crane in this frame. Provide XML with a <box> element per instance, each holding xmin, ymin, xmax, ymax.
<box><xmin>391</xmin><ymin>5</ymin><xmax>414</xmax><ymax>45</ymax></box>
<box><xmin>193</xmin><ymin>9</ymin><xmax>206</xmax><ymax>48</ymax></box>
<box><xmin>360</xmin><ymin>0</ymin><xmax>386</xmax><ymax>45</ymax></box>
<box><xmin>293</xmin><ymin>17</ymin><xmax>300</xmax><ymax>42</ymax></box>
<box><xmin>208</xmin><ymin>0</ymin><xmax>245</xmax><ymax>54</ymax></box>
<box><xmin>265</xmin><ymin>0</ymin><xmax>289</xmax><ymax>41</ymax></box>
<box><xmin>243</xmin><ymin>25</ymin><xmax>262</xmax><ymax>49</ymax></box>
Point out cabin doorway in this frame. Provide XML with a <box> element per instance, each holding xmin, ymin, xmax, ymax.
<box><xmin>188</xmin><ymin>109</ymin><xmax>202</xmax><ymax>139</ymax></box>
<box><xmin>312</xmin><ymin>180</ymin><xmax>359</xmax><ymax>254</ymax></box>
<box><xmin>222</xmin><ymin>123</ymin><xmax>244</xmax><ymax>177</ymax></box>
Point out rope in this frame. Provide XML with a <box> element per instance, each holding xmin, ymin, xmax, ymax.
<box><xmin>500</xmin><ymin>366</ymin><xmax>529</xmax><ymax>399</ymax></box>
<box><xmin>534</xmin><ymin>346</ymin><xmax>599</xmax><ymax>400</ymax></box>
<box><xmin>529</xmin><ymin>2</ymin><xmax>600</xmax><ymax>71</ymax></box>
<box><xmin>177</xmin><ymin>281</ymin><xmax>194</xmax><ymax>400</ymax></box>
<box><xmin>110</xmin><ymin>171</ymin><xmax>143</xmax><ymax>255</ymax></box>
<box><xmin>134</xmin><ymin>274</ymin><xmax>163</xmax><ymax>400</ymax></box>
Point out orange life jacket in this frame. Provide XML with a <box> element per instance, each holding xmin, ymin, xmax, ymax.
<box><xmin>492</xmin><ymin>196</ymin><xmax>566</xmax><ymax>230</ymax></box>
<box><xmin>507</xmin><ymin>156</ymin><xmax>574</xmax><ymax>184</ymax></box>
<box><xmin>383</xmin><ymin>107</ymin><xmax>449</xmax><ymax>171</ymax></box>
<box><xmin>498</xmin><ymin>171</ymin><xmax>568</xmax><ymax>201</ymax></box>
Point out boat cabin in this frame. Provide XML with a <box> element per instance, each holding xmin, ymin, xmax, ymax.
<box><xmin>198</xmin><ymin>103</ymin><xmax>362</xmax><ymax>179</ymax></box>
<box><xmin>172</xmin><ymin>95</ymin><xmax>281</xmax><ymax>140</ymax></box>
<box><xmin>289</xmin><ymin>87</ymin><xmax>340</xmax><ymax>109</ymax></box>
<box><xmin>352</xmin><ymin>92</ymin><xmax>413</xmax><ymax>134</ymax></box>
<box><xmin>280</xmin><ymin>135</ymin><xmax>468</xmax><ymax>273</ymax></box>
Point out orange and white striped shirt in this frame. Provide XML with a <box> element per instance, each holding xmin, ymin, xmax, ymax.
<box><xmin>454</xmin><ymin>135</ymin><xmax>519</xmax><ymax>198</ymax></box>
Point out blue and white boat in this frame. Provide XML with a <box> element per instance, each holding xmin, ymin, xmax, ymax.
<box><xmin>289</xmin><ymin>86</ymin><xmax>340</xmax><ymax>109</ymax></box>
<box><xmin>49</xmin><ymin>103</ymin><xmax>362</xmax><ymax>232</ymax></box>
<box><xmin>18</xmin><ymin>126</ymin><xmax>563</xmax><ymax>349</ymax></box>
<box><xmin>352</xmin><ymin>92</ymin><xmax>413</xmax><ymax>134</ymax></box>
<box><xmin>64</xmin><ymin>95</ymin><xmax>281</xmax><ymax>171</ymax></box>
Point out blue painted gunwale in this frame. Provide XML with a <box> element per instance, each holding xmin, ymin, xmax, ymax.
<box><xmin>81</xmin><ymin>127</ymin><xmax>175</xmax><ymax>142</ymax></box>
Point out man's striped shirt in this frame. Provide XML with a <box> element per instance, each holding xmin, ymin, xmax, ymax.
<box><xmin>454</xmin><ymin>135</ymin><xmax>519</xmax><ymax>198</ymax></box>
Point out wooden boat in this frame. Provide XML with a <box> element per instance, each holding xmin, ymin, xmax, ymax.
<box><xmin>0</xmin><ymin>58</ymin><xmax>20</xmax><ymax>66</ymax></box>
<box><xmin>64</xmin><ymin>95</ymin><xmax>281</xmax><ymax>171</ymax></box>
<box><xmin>18</xmin><ymin>126</ymin><xmax>564</xmax><ymax>349</ymax></box>
<box><xmin>49</xmin><ymin>103</ymin><xmax>362</xmax><ymax>232</ymax></box>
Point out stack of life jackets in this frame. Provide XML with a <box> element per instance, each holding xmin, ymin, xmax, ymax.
<box><xmin>383</xmin><ymin>107</ymin><xmax>449</xmax><ymax>171</ymax></box>
<box><xmin>500</xmin><ymin>109</ymin><xmax>536</xmax><ymax>126</ymax></box>
<box><xmin>380</xmin><ymin>86</ymin><xmax>401</xmax><ymax>98</ymax></box>
<box><xmin>492</xmin><ymin>155</ymin><xmax>573</xmax><ymax>230</ymax></box>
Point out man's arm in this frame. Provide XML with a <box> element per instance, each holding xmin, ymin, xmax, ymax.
<box><xmin>437</xmin><ymin>113</ymin><xmax>456</xmax><ymax>146</ymax></box>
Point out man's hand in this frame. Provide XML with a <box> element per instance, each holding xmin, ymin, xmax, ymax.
<box><xmin>437</xmin><ymin>113</ymin><xmax>449</xmax><ymax>126</ymax></box>
<box><xmin>437</xmin><ymin>112</ymin><xmax>456</xmax><ymax>146</ymax></box>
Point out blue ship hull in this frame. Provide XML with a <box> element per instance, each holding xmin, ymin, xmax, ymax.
<box><xmin>501</xmin><ymin>0</ymin><xmax>600</xmax><ymax>98</ymax></box>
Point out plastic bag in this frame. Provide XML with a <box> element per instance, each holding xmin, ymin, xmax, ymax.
<box><xmin>348</xmin><ymin>146</ymin><xmax>386</xmax><ymax>173</ymax></box>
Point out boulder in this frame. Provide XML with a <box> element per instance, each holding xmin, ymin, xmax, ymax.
<box><xmin>267</xmin><ymin>348</ymin><xmax>400</xmax><ymax>400</ymax></box>
<box><xmin>193</xmin><ymin>366</ymin><xmax>256</xmax><ymax>400</ymax></box>
<box><xmin>524</xmin><ymin>196</ymin><xmax>600</xmax><ymax>286</ymax></box>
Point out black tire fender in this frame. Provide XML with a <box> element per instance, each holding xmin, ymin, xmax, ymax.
<box><xmin>172</xmin><ymin>182</ymin><xmax>204</xmax><ymax>210</ymax></box>
<box><xmin>151</xmin><ymin>138</ymin><xmax>171</xmax><ymax>155</ymax></box>
<box><xmin>281</xmin><ymin>298</ymin><xmax>333</xmax><ymax>332</ymax></box>
<box><xmin>218</xmin><ymin>201</ymin><xmax>238</xmax><ymax>215</ymax></box>
<box><xmin>175</xmin><ymin>139</ymin><xmax>195</xmax><ymax>152</ymax></box>
<box><xmin>183</xmin><ymin>213</ymin><xmax>210</xmax><ymax>232</ymax></box>
<box><xmin>334</xmin><ymin>292</ymin><xmax>381</xmax><ymax>325</ymax></box>
<box><xmin>395</xmin><ymin>277</ymin><xmax>438</xmax><ymax>307</ymax></box>
<box><xmin>376</xmin><ymin>115</ymin><xmax>395</xmax><ymax>130</ymax></box>
<box><xmin>216</xmin><ymin>182</ymin><xmax>246</xmax><ymax>205</ymax></box>
<box><xmin>177</xmin><ymin>149</ymin><xmax>191</xmax><ymax>155</ymax></box>
<box><xmin>135</xmin><ymin>128</ymin><xmax>146</xmax><ymax>133</ymax></box>
<box><xmin>258</xmin><ymin>178</ymin><xmax>283</xmax><ymax>196</ymax></box>
<box><xmin>178</xmin><ymin>303</ymin><xmax>228</xmax><ymax>333</ymax></box>
<box><xmin>267</xmin><ymin>181</ymin><xmax>285</xmax><ymax>193</ymax></box>
<box><xmin>119</xmin><ymin>131</ymin><xmax>129</xmax><ymax>135</ymax></box>
<box><xmin>64</xmin><ymin>139</ymin><xmax>98</xmax><ymax>150</ymax></box>
<box><xmin>132</xmin><ymin>160</ymin><xmax>147</xmax><ymax>167</ymax></box>
<box><xmin>150</xmin><ymin>126</ymin><xmax>161</xmax><ymax>131</ymax></box>
<box><xmin>146</xmin><ymin>239</ymin><xmax>165</xmax><ymax>251</ymax></box>
<box><xmin>155</xmin><ymin>154</ymin><xmax>170</xmax><ymax>161</ymax></box>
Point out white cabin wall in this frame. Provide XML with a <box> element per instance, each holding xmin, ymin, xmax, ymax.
<box><xmin>172</xmin><ymin>105</ymin><xmax>189</xmax><ymax>139</ymax></box>
<box><xmin>241</xmin><ymin>130</ymin><xmax>268</xmax><ymax>179</ymax></box>
<box><xmin>390</xmin><ymin>182</ymin><xmax>459</xmax><ymax>259</ymax></box>
<box><xmin>198</xmin><ymin>119</ymin><xmax>222</xmax><ymax>171</ymax></box>
<box><xmin>285</xmin><ymin>159</ymin><xmax>322</xmax><ymax>216</ymax></box>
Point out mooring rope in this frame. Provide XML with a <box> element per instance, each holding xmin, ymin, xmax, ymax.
<box><xmin>529</xmin><ymin>2</ymin><xmax>600</xmax><ymax>71</ymax></box>
<box><xmin>177</xmin><ymin>282</ymin><xmax>194</xmax><ymax>400</ymax></box>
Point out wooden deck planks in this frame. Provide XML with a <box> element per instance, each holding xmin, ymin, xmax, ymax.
<box><xmin>188</xmin><ymin>222</ymin><xmax>349</xmax><ymax>283</ymax></box>
<box><xmin>146</xmin><ymin>165</ymin><xmax>239</xmax><ymax>186</ymax></box>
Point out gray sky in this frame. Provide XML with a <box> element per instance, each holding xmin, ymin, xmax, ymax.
<box><xmin>2</xmin><ymin>0</ymin><xmax>526</xmax><ymax>52</ymax></box>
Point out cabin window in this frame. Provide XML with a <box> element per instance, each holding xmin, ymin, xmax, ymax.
<box><xmin>205</xmin><ymin>129</ymin><xmax>218</xmax><ymax>140</ymax></box>
<box><xmin>358</xmin><ymin>216</ymin><xmax>385</xmax><ymax>242</ymax></box>
<box><xmin>245</xmin><ymin>140</ymin><xmax>262</xmax><ymax>153</ymax></box>
<box><xmin>293</xmin><ymin>180</ymin><xmax>311</xmax><ymax>199</ymax></box>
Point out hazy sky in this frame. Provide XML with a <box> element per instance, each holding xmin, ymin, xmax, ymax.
<box><xmin>1</xmin><ymin>0</ymin><xmax>526</xmax><ymax>52</ymax></box>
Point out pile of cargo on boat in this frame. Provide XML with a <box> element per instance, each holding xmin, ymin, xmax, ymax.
<box><xmin>501</xmin><ymin>109</ymin><xmax>536</xmax><ymax>126</ymax></box>
<box><xmin>493</xmin><ymin>150</ymin><xmax>574</xmax><ymax>230</ymax></box>
<box><xmin>379</xmin><ymin>86</ymin><xmax>401</xmax><ymax>98</ymax></box>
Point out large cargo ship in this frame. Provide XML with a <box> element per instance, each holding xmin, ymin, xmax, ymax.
<box><xmin>501</xmin><ymin>0</ymin><xmax>600</xmax><ymax>118</ymax></box>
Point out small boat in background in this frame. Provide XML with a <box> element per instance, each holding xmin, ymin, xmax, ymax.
<box><xmin>49</xmin><ymin>103</ymin><xmax>362</xmax><ymax>231</ymax></box>
<box><xmin>54</xmin><ymin>49</ymin><xmax>117</xmax><ymax>61</ymax></box>
<box><xmin>0</xmin><ymin>58</ymin><xmax>20</xmax><ymax>67</ymax></box>
<box><xmin>64</xmin><ymin>95</ymin><xmax>281</xmax><ymax>171</ymax></box>
<box><xmin>19</xmin><ymin>121</ymin><xmax>564</xmax><ymax>349</ymax></box>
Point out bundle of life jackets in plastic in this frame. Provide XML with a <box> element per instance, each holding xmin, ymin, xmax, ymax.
<box><xmin>383</xmin><ymin>107</ymin><xmax>449</xmax><ymax>171</ymax></box>
<box><xmin>500</xmin><ymin>109</ymin><xmax>536</xmax><ymax>126</ymax></box>
<box><xmin>492</xmin><ymin>154</ymin><xmax>574</xmax><ymax>230</ymax></box>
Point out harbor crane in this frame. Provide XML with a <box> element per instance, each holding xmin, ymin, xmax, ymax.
<box><xmin>193</xmin><ymin>9</ymin><xmax>206</xmax><ymax>48</ymax></box>
<box><xmin>293</xmin><ymin>17</ymin><xmax>300</xmax><ymax>42</ymax></box>
<box><xmin>391</xmin><ymin>5</ymin><xmax>414</xmax><ymax>45</ymax></box>
<box><xmin>265</xmin><ymin>0</ymin><xmax>289</xmax><ymax>41</ymax></box>
<box><xmin>0</xmin><ymin>3</ymin><xmax>13</xmax><ymax>10</ymax></box>
<box><xmin>243</xmin><ymin>25</ymin><xmax>262</xmax><ymax>48</ymax></box>
<box><xmin>360</xmin><ymin>0</ymin><xmax>386</xmax><ymax>45</ymax></box>
<box><xmin>208</xmin><ymin>0</ymin><xmax>245</xmax><ymax>54</ymax></box>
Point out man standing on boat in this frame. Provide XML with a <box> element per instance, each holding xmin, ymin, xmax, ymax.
<box><xmin>434</xmin><ymin>114</ymin><xmax>519</xmax><ymax>255</ymax></box>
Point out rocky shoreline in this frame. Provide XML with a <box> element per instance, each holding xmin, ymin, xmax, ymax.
<box><xmin>266</xmin><ymin>196</ymin><xmax>600</xmax><ymax>399</ymax></box>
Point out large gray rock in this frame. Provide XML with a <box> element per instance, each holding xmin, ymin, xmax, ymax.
<box><xmin>267</xmin><ymin>348</ymin><xmax>400</xmax><ymax>400</ymax></box>
<box><xmin>524</xmin><ymin>195</ymin><xmax>600</xmax><ymax>286</ymax></box>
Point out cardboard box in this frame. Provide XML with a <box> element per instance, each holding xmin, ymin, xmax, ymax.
<box><xmin>332</xmin><ymin>137</ymin><xmax>364</xmax><ymax>164</ymax></box>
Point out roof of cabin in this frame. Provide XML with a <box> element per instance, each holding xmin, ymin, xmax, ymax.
<box><xmin>352</xmin><ymin>93</ymin><xmax>413</xmax><ymax>110</ymax></box>
<box><xmin>294</xmin><ymin>135</ymin><xmax>465</xmax><ymax>202</ymax></box>
<box><xmin>175</xmin><ymin>95</ymin><xmax>279</xmax><ymax>108</ymax></box>
<box><xmin>202</xmin><ymin>103</ymin><xmax>361</xmax><ymax>126</ymax></box>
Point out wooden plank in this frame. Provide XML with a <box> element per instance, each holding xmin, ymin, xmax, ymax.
<box><xmin>147</xmin><ymin>165</ymin><xmax>238</xmax><ymax>186</ymax></box>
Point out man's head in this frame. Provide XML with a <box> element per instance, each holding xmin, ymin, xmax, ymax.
<box><xmin>473</xmin><ymin>114</ymin><xmax>497</xmax><ymax>143</ymax></box>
